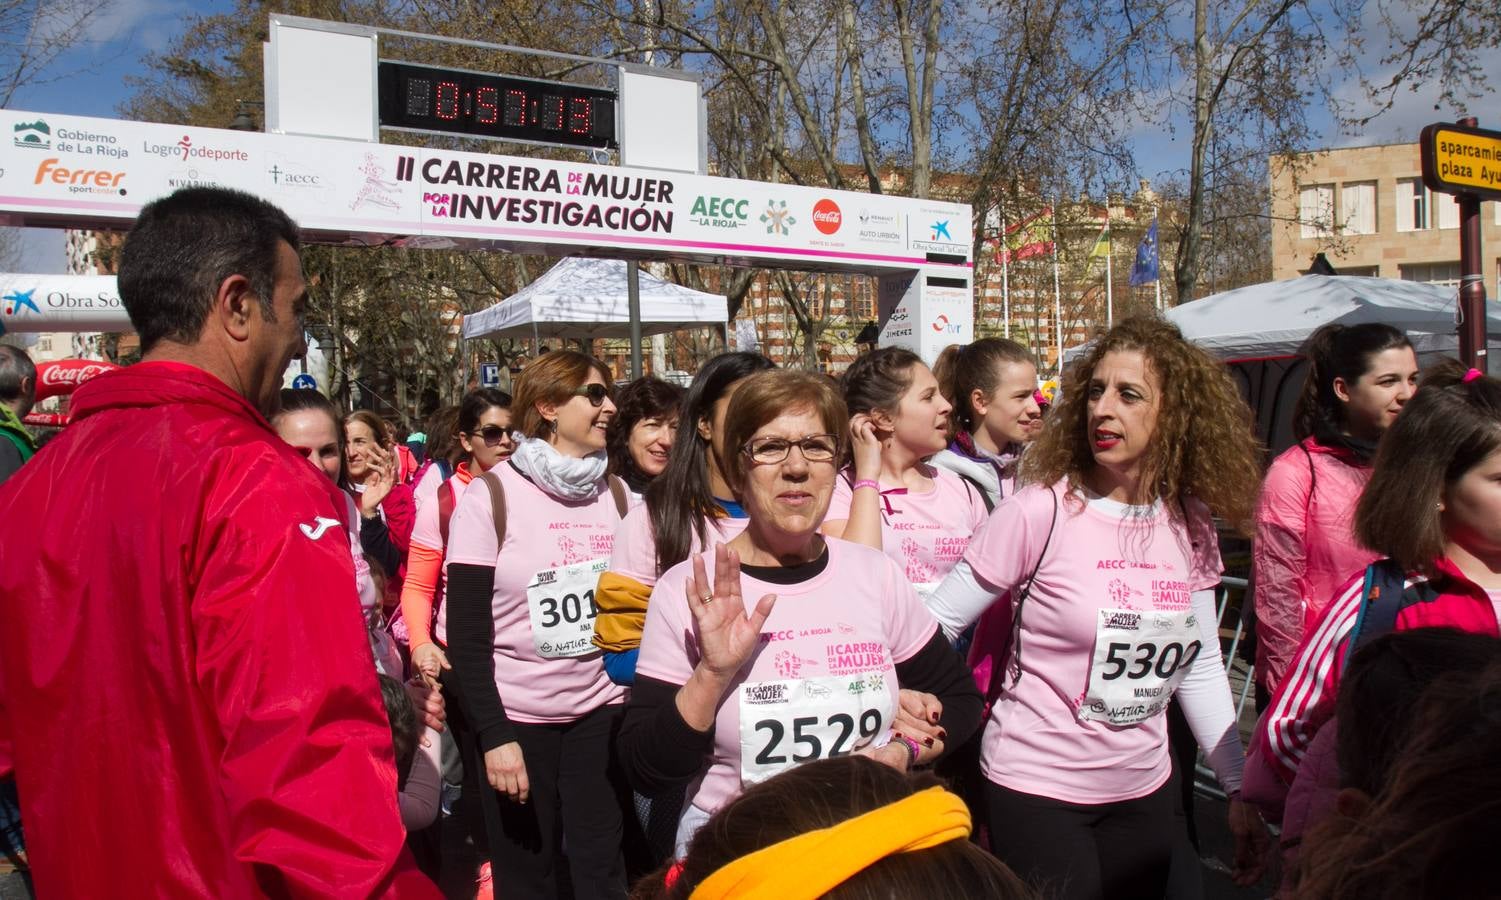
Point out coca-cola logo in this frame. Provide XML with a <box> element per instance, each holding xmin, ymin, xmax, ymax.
<box><xmin>812</xmin><ymin>199</ymin><xmax>842</xmax><ymax>235</ymax></box>
<box><xmin>35</xmin><ymin>360</ymin><xmax>119</xmax><ymax>400</ymax></box>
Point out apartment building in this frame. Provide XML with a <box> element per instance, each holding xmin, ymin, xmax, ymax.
<box><xmin>1270</xmin><ymin>143</ymin><xmax>1501</xmax><ymax>291</ymax></box>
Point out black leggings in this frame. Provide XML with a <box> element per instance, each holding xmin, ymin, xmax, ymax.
<box><xmin>986</xmin><ymin>775</ymin><xmax>1177</xmax><ymax>900</ymax></box>
<box><xmin>487</xmin><ymin>705</ymin><xmax>629</xmax><ymax>900</ymax></box>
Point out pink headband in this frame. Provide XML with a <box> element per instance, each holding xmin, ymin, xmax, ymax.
<box><xmin>1463</xmin><ymin>368</ymin><xmax>1483</xmax><ymax>383</ymax></box>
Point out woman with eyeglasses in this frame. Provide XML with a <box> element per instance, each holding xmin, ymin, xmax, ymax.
<box><xmin>445</xmin><ymin>351</ymin><xmax>634</xmax><ymax>900</ymax></box>
<box><xmin>822</xmin><ymin>347</ymin><xmax>990</xmax><ymax>599</ymax></box>
<box><xmin>401</xmin><ymin>388</ymin><xmax>515</xmax><ymax>687</ymax></box>
<box><xmin>619</xmin><ymin>370</ymin><xmax>983</xmax><ymax>857</ymax></box>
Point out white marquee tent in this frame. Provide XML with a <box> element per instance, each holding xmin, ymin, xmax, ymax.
<box><xmin>461</xmin><ymin>257</ymin><xmax>729</xmax><ymax>342</ymax></box>
<box><xmin>1163</xmin><ymin>274</ymin><xmax>1501</xmax><ymax>361</ymax></box>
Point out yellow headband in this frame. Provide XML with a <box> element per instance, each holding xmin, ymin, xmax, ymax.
<box><xmin>688</xmin><ymin>786</ymin><xmax>972</xmax><ymax>900</ymax></box>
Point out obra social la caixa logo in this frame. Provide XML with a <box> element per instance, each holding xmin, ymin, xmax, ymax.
<box><xmin>141</xmin><ymin>134</ymin><xmax>248</xmax><ymax>164</ymax></box>
<box><xmin>812</xmin><ymin>198</ymin><xmax>842</xmax><ymax>235</ymax></box>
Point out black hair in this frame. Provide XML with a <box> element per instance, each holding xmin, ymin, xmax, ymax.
<box><xmin>0</xmin><ymin>344</ymin><xmax>37</xmax><ymax>408</ymax></box>
<box><xmin>458</xmin><ymin>388</ymin><xmax>513</xmax><ymax>436</ymax></box>
<box><xmin>841</xmin><ymin>346</ymin><xmax>925</xmax><ymax>417</ymax></box>
<box><xmin>118</xmin><ymin>187</ymin><xmax>301</xmax><ymax>353</ymax></box>
<box><xmin>646</xmin><ymin>352</ymin><xmax>775</xmax><ymax>574</ymax></box>
<box><xmin>273</xmin><ymin>388</ymin><xmax>349</xmax><ymax>490</ymax></box>
<box><xmin>377</xmin><ymin>674</ymin><xmax>419</xmax><ymax>792</ymax></box>
<box><xmin>1293</xmin><ymin>323</ymin><xmax>1412</xmax><ymax>443</ymax></box>
<box><xmin>607</xmin><ymin>376</ymin><xmax>687</xmax><ymax>489</ymax></box>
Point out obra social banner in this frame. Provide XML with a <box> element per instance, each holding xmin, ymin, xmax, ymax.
<box><xmin>0</xmin><ymin>274</ymin><xmax>127</xmax><ymax>333</ymax></box>
<box><xmin>0</xmin><ymin>111</ymin><xmax>971</xmax><ymax>274</ymax></box>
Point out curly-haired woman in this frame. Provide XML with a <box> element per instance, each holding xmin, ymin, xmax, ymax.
<box><xmin>926</xmin><ymin>316</ymin><xmax>1269</xmax><ymax>899</ymax></box>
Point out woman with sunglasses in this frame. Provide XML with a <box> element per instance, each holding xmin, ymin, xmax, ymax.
<box><xmin>445</xmin><ymin>351</ymin><xmax>634</xmax><ymax>900</ymax></box>
<box><xmin>401</xmin><ymin>388</ymin><xmax>514</xmax><ymax>686</ymax></box>
<box><xmin>620</xmin><ymin>370</ymin><xmax>982</xmax><ymax>857</ymax></box>
<box><xmin>822</xmin><ymin>347</ymin><xmax>989</xmax><ymax>598</ymax></box>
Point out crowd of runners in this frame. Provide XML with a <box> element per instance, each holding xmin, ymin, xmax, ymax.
<box><xmin>0</xmin><ymin>186</ymin><xmax>1497</xmax><ymax>900</ymax></box>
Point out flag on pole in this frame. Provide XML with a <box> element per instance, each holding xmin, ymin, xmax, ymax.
<box><xmin>1087</xmin><ymin>224</ymin><xmax>1110</xmax><ymax>271</ymax></box>
<box><xmin>1129</xmin><ymin>219</ymin><xmax>1159</xmax><ymax>286</ymax></box>
<box><xmin>995</xmin><ymin>208</ymin><xmax>1055</xmax><ymax>265</ymax></box>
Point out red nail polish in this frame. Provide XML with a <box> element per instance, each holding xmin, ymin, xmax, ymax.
<box><xmin>924</xmin><ymin>737</ymin><xmax>935</xmax><ymax>747</ymax></box>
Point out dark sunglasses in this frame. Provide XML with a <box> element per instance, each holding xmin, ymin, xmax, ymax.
<box><xmin>572</xmin><ymin>383</ymin><xmax>612</xmax><ymax>407</ymax></box>
<box><xmin>465</xmin><ymin>426</ymin><xmax>512</xmax><ymax>447</ymax></box>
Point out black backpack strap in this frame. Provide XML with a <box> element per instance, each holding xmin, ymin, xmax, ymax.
<box><xmin>986</xmin><ymin>485</ymin><xmax>1059</xmax><ymax>705</ymax></box>
<box><xmin>1343</xmin><ymin>558</ymin><xmax>1409</xmax><ymax>671</ymax></box>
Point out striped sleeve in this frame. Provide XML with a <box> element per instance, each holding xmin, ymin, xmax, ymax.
<box><xmin>1259</xmin><ymin>572</ymin><xmax>1367</xmax><ymax>780</ymax></box>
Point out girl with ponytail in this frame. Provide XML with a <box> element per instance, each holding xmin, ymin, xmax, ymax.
<box><xmin>1252</xmin><ymin>323</ymin><xmax>1417</xmax><ymax>701</ymax></box>
<box><xmin>931</xmin><ymin>339</ymin><xmax>1041</xmax><ymax>508</ymax></box>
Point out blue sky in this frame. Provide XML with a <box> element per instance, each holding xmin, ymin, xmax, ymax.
<box><xmin>8</xmin><ymin>1</ymin><xmax>1498</xmax><ymax>272</ymax></box>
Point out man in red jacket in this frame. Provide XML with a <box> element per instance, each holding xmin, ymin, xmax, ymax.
<box><xmin>0</xmin><ymin>187</ymin><xmax>438</xmax><ymax>897</ymax></box>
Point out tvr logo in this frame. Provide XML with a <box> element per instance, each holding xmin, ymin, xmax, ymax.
<box><xmin>299</xmin><ymin>516</ymin><xmax>340</xmax><ymax>541</ymax></box>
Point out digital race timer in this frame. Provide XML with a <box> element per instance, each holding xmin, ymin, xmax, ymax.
<box><xmin>377</xmin><ymin>61</ymin><xmax>617</xmax><ymax>150</ymax></box>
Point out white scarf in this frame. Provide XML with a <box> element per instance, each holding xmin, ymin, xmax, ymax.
<box><xmin>509</xmin><ymin>435</ymin><xmax>608</xmax><ymax>501</ymax></box>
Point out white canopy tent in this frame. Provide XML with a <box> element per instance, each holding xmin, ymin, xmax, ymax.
<box><xmin>1162</xmin><ymin>275</ymin><xmax>1501</xmax><ymax>361</ymax></box>
<box><xmin>461</xmin><ymin>257</ymin><xmax>729</xmax><ymax>343</ymax></box>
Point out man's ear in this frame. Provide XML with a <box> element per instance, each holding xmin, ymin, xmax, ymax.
<box><xmin>213</xmin><ymin>273</ymin><xmax>257</xmax><ymax>342</ymax></box>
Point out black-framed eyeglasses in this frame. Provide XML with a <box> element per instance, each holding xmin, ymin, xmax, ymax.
<box><xmin>742</xmin><ymin>434</ymin><xmax>840</xmax><ymax>465</ymax></box>
<box><xmin>572</xmin><ymin>383</ymin><xmax>611</xmax><ymax>407</ymax></box>
<box><xmin>465</xmin><ymin>426</ymin><xmax>512</xmax><ymax>447</ymax></box>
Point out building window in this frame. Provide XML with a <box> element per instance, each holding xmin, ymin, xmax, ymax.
<box><xmin>853</xmin><ymin>279</ymin><xmax>874</xmax><ymax>321</ymax></box>
<box><xmin>1435</xmin><ymin>190</ymin><xmax>1460</xmax><ymax>229</ymax></box>
<box><xmin>1400</xmin><ymin>261</ymin><xmax>1462</xmax><ymax>287</ymax></box>
<box><xmin>1299</xmin><ymin>184</ymin><xmax>1335</xmax><ymax>238</ymax></box>
<box><xmin>1339</xmin><ymin>181</ymin><xmax>1376</xmax><ymax>235</ymax></box>
<box><xmin>1396</xmin><ymin>178</ymin><xmax>1427</xmax><ymax>231</ymax></box>
<box><xmin>35</xmin><ymin>337</ymin><xmax>52</xmax><ymax>353</ymax></box>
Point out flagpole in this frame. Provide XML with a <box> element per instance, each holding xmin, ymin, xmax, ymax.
<box><xmin>1001</xmin><ymin>205</ymin><xmax>1011</xmax><ymax>339</ymax></box>
<box><xmin>1105</xmin><ymin>220</ymin><xmax>1114</xmax><ymax>328</ymax></box>
<box><xmin>1153</xmin><ymin>205</ymin><xmax>1163</xmax><ymax>310</ymax></box>
<box><xmin>1051</xmin><ymin>205</ymin><xmax>1062</xmax><ymax>372</ymax></box>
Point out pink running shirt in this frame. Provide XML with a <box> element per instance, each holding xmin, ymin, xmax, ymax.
<box><xmin>825</xmin><ymin>466</ymin><xmax>989</xmax><ymax>591</ymax></box>
<box><xmin>636</xmin><ymin>538</ymin><xmax>939</xmax><ymax>818</ymax></box>
<box><xmin>445</xmin><ymin>462</ymin><xmax>628</xmax><ymax>723</ymax></box>
<box><xmin>410</xmin><ymin>468</ymin><xmax>477</xmax><ymax>645</ymax></box>
<box><xmin>608</xmin><ymin>501</ymin><xmax>751</xmax><ymax>587</ymax></box>
<box><xmin>964</xmin><ymin>482</ymin><xmax>1223</xmax><ymax>804</ymax></box>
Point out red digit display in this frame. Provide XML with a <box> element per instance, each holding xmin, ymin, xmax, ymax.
<box><xmin>504</xmin><ymin>89</ymin><xmax>528</xmax><ymax>126</ymax></box>
<box><xmin>568</xmin><ymin>97</ymin><xmax>592</xmax><ymax>135</ymax></box>
<box><xmin>379</xmin><ymin>61</ymin><xmax>617</xmax><ymax>149</ymax></box>
<box><xmin>436</xmin><ymin>81</ymin><xmax>461</xmax><ymax>120</ymax></box>
<box><xmin>475</xmin><ymin>86</ymin><xmax>499</xmax><ymax>124</ymax></box>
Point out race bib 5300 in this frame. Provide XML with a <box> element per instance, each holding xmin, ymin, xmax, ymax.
<box><xmin>1080</xmin><ymin>608</ymin><xmax>1201</xmax><ymax>726</ymax></box>
<box><xmin>525</xmin><ymin>558</ymin><xmax>607</xmax><ymax>659</ymax></box>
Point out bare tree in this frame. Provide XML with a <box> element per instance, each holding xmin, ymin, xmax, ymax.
<box><xmin>1351</xmin><ymin>0</ymin><xmax>1500</xmax><ymax>125</ymax></box>
<box><xmin>0</xmin><ymin>0</ymin><xmax>113</xmax><ymax>107</ymax></box>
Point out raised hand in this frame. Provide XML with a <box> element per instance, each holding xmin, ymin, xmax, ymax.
<box><xmin>686</xmin><ymin>543</ymin><xmax>776</xmax><ymax>681</ymax></box>
<box><xmin>360</xmin><ymin>445</ymin><xmax>395</xmax><ymax>517</ymax></box>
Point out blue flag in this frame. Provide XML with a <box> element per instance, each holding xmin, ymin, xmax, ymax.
<box><xmin>1129</xmin><ymin>219</ymin><xmax>1159</xmax><ymax>286</ymax></box>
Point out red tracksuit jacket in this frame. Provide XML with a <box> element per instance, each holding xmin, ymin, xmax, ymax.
<box><xmin>0</xmin><ymin>361</ymin><xmax>438</xmax><ymax>898</ymax></box>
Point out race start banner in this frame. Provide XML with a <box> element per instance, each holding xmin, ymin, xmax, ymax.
<box><xmin>0</xmin><ymin>112</ymin><xmax>972</xmax><ymax>275</ymax></box>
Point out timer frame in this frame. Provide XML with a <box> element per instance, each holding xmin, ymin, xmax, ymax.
<box><xmin>376</xmin><ymin>59</ymin><xmax>619</xmax><ymax>152</ymax></box>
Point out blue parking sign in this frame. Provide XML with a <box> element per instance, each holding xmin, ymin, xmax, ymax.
<box><xmin>479</xmin><ymin>362</ymin><xmax>500</xmax><ymax>388</ymax></box>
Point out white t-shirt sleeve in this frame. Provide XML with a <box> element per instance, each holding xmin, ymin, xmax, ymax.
<box><xmin>1175</xmin><ymin>587</ymin><xmax>1245</xmax><ymax>793</ymax></box>
<box><xmin>925</xmin><ymin>485</ymin><xmax>1056</xmax><ymax>639</ymax></box>
<box><xmin>445</xmin><ymin>475</ymin><xmax>501</xmax><ymax>567</ymax></box>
